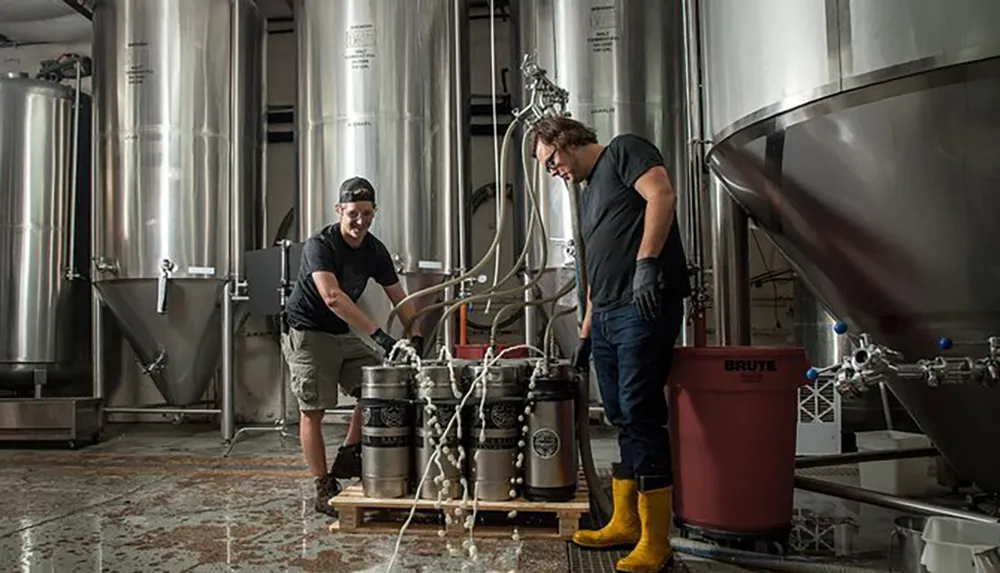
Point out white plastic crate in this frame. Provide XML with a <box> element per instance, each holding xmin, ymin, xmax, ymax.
<box><xmin>921</xmin><ymin>516</ymin><xmax>1000</xmax><ymax>573</ymax></box>
<box><xmin>855</xmin><ymin>430</ymin><xmax>933</xmax><ymax>496</ymax></box>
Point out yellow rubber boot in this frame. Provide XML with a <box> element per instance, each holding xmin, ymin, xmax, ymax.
<box><xmin>572</xmin><ymin>475</ymin><xmax>641</xmax><ymax>549</ymax></box>
<box><xmin>615</xmin><ymin>486</ymin><xmax>674</xmax><ymax>573</ymax></box>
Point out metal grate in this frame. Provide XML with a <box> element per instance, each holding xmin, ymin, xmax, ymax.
<box><xmin>567</xmin><ymin>545</ymin><xmax>632</xmax><ymax>573</ymax></box>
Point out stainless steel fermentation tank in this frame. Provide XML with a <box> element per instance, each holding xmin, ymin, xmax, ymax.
<box><xmin>0</xmin><ymin>69</ymin><xmax>102</xmax><ymax>445</ymax></box>
<box><xmin>0</xmin><ymin>72</ymin><xmax>92</xmax><ymax>390</ymax></box>
<box><xmin>699</xmin><ymin>0</ymin><xmax>1000</xmax><ymax>492</ymax></box>
<box><xmin>91</xmin><ymin>0</ymin><xmax>266</xmax><ymax>436</ymax></box>
<box><xmin>296</xmin><ymin>0</ymin><xmax>467</xmax><ymax>353</ymax></box>
<box><xmin>514</xmin><ymin>0</ymin><xmax>689</xmax><ymax>360</ymax></box>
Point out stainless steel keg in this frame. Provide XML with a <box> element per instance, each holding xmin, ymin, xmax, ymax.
<box><xmin>465</xmin><ymin>361</ymin><xmax>525</xmax><ymax>501</ymax></box>
<box><xmin>524</xmin><ymin>362</ymin><xmax>579</xmax><ymax>501</ymax></box>
<box><xmin>414</xmin><ymin>363</ymin><xmax>466</xmax><ymax>500</ymax></box>
<box><xmin>360</xmin><ymin>365</ymin><xmax>414</xmax><ymax>498</ymax></box>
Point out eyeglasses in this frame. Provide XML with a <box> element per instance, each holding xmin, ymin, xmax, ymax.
<box><xmin>543</xmin><ymin>148</ymin><xmax>558</xmax><ymax>173</ymax></box>
<box><xmin>343</xmin><ymin>208</ymin><xmax>376</xmax><ymax>221</ymax></box>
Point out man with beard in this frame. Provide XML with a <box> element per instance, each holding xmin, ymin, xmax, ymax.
<box><xmin>532</xmin><ymin>117</ymin><xmax>690</xmax><ymax>573</ymax></box>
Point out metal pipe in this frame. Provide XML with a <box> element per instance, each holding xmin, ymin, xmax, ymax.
<box><xmin>221</xmin><ymin>281</ymin><xmax>235</xmax><ymax>442</ymax></box>
<box><xmin>523</xmin><ymin>286</ymin><xmax>539</xmax><ymax>347</ymax></box>
<box><xmin>681</xmin><ymin>0</ymin><xmax>708</xmax><ymax>347</ymax></box>
<box><xmin>878</xmin><ymin>382</ymin><xmax>895</xmax><ymax>430</ymax></box>
<box><xmin>91</xmin><ymin>74</ymin><xmax>104</xmax><ymax>402</ymax></box>
<box><xmin>795</xmin><ymin>476</ymin><xmax>1000</xmax><ymax>524</ymax></box>
<box><xmin>104</xmin><ymin>407</ymin><xmax>222</xmax><ymax>416</ymax></box>
<box><xmin>450</xmin><ymin>0</ymin><xmax>471</xmax><ymax>351</ymax></box>
<box><xmin>258</xmin><ymin>12</ymin><xmax>269</xmax><ymax>251</ymax></box>
<box><xmin>67</xmin><ymin>59</ymin><xmax>82</xmax><ymax>279</ymax></box>
<box><xmin>92</xmin><ymin>292</ymin><xmax>105</xmax><ymax>400</ymax></box>
<box><xmin>230</xmin><ymin>0</ymin><xmax>246</xmax><ymax>285</ymax></box>
<box><xmin>709</xmin><ymin>172</ymin><xmax>751</xmax><ymax>345</ymax></box>
<box><xmin>796</xmin><ymin>447</ymin><xmax>938</xmax><ymax>469</ymax></box>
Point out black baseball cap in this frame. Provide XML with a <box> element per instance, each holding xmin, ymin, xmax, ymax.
<box><xmin>338</xmin><ymin>176</ymin><xmax>376</xmax><ymax>204</ymax></box>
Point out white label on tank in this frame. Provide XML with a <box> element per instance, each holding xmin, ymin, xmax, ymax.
<box><xmin>588</xmin><ymin>4</ymin><xmax>620</xmax><ymax>54</ymax></box>
<box><xmin>124</xmin><ymin>41</ymin><xmax>154</xmax><ymax>85</ymax></box>
<box><xmin>417</xmin><ymin>260</ymin><xmax>444</xmax><ymax>271</ymax></box>
<box><xmin>345</xmin><ymin>24</ymin><xmax>376</xmax><ymax>71</ymax></box>
<box><xmin>188</xmin><ymin>266</ymin><xmax>216</xmax><ymax>276</ymax></box>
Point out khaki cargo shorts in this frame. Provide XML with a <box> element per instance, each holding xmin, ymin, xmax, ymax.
<box><xmin>281</xmin><ymin>328</ymin><xmax>381</xmax><ymax>411</ymax></box>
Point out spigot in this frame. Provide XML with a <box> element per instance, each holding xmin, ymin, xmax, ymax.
<box><xmin>156</xmin><ymin>259</ymin><xmax>176</xmax><ymax>315</ymax></box>
<box><xmin>92</xmin><ymin>256</ymin><xmax>119</xmax><ymax>275</ymax></box>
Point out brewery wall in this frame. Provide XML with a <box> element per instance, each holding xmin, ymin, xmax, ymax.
<box><xmin>0</xmin><ymin>18</ymin><xmax>795</xmax><ymax>424</ymax></box>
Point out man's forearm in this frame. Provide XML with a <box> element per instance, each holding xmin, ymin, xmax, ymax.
<box><xmin>326</xmin><ymin>298</ymin><xmax>379</xmax><ymax>335</ymax></box>
<box><xmin>580</xmin><ymin>288</ymin><xmax>593</xmax><ymax>339</ymax></box>
<box><xmin>637</xmin><ymin>194</ymin><xmax>675</xmax><ymax>259</ymax></box>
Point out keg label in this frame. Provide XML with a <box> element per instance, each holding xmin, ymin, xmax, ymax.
<box><xmin>362</xmin><ymin>434</ymin><xmax>412</xmax><ymax>448</ymax></box>
<box><xmin>345</xmin><ymin>23</ymin><xmax>377</xmax><ymax>71</ymax></box>
<box><xmin>124</xmin><ymin>42</ymin><xmax>154</xmax><ymax>86</ymax></box>
<box><xmin>362</xmin><ymin>403</ymin><xmax>411</xmax><ymax>428</ymax></box>
<box><xmin>416</xmin><ymin>436</ymin><xmax>459</xmax><ymax>449</ymax></box>
<box><xmin>415</xmin><ymin>404</ymin><xmax>457</xmax><ymax>426</ymax></box>
<box><xmin>469</xmin><ymin>403</ymin><xmax>519</xmax><ymax>430</ymax></box>
<box><xmin>588</xmin><ymin>4</ymin><xmax>620</xmax><ymax>54</ymax></box>
<box><xmin>531</xmin><ymin>428</ymin><xmax>560</xmax><ymax>460</ymax></box>
<box><xmin>470</xmin><ymin>435</ymin><xmax>520</xmax><ymax>451</ymax></box>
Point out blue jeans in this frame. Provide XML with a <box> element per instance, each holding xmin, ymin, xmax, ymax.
<box><xmin>592</xmin><ymin>297</ymin><xmax>684</xmax><ymax>491</ymax></box>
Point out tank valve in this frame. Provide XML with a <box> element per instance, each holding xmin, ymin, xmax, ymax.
<box><xmin>156</xmin><ymin>259</ymin><xmax>176</xmax><ymax>315</ymax></box>
<box><xmin>806</xmin><ymin>330</ymin><xmax>1000</xmax><ymax>393</ymax></box>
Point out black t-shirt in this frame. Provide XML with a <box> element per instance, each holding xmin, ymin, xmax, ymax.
<box><xmin>580</xmin><ymin>134</ymin><xmax>691</xmax><ymax>313</ymax></box>
<box><xmin>284</xmin><ymin>223</ymin><xmax>399</xmax><ymax>334</ymax></box>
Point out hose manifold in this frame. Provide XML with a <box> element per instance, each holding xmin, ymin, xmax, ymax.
<box><xmin>806</xmin><ymin>323</ymin><xmax>1000</xmax><ymax>394</ymax></box>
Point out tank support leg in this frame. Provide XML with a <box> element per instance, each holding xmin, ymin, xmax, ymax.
<box><xmin>221</xmin><ymin>281</ymin><xmax>235</xmax><ymax>443</ymax></box>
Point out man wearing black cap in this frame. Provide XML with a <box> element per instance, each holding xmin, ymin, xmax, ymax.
<box><xmin>282</xmin><ymin>176</ymin><xmax>425</xmax><ymax>516</ymax></box>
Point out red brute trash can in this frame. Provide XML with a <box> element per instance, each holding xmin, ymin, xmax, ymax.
<box><xmin>668</xmin><ymin>346</ymin><xmax>809</xmax><ymax>545</ymax></box>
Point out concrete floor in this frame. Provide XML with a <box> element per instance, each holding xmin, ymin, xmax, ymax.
<box><xmin>0</xmin><ymin>421</ymin><xmax>964</xmax><ymax>572</ymax></box>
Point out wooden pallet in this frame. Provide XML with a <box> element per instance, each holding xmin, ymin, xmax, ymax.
<box><xmin>328</xmin><ymin>479</ymin><xmax>591</xmax><ymax>540</ymax></box>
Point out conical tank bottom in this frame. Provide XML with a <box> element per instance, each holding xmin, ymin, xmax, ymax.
<box><xmin>706</xmin><ymin>59</ymin><xmax>1000</xmax><ymax>492</ymax></box>
<box><xmin>96</xmin><ymin>278</ymin><xmax>225</xmax><ymax>406</ymax></box>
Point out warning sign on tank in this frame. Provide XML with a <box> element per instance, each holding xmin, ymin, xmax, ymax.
<box><xmin>345</xmin><ymin>24</ymin><xmax>377</xmax><ymax>71</ymax></box>
<box><xmin>587</xmin><ymin>4</ymin><xmax>620</xmax><ymax>54</ymax></box>
<box><xmin>124</xmin><ymin>41</ymin><xmax>154</xmax><ymax>85</ymax></box>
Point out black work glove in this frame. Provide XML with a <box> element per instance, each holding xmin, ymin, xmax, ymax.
<box><xmin>371</xmin><ymin>328</ymin><xmax>398</xmax><ymax>355</ymax></box>
<box><xmin>410</xmin><ymin>335</ymin><xmax>425</xmax><ymax>357</ymax></box>
<box><xmin>632</xmin><ymin>257</ymin><xmax>664</xmax><ymax>322</ymax></box>
<box><xmin>572</xmin><ymin>337</ymin><xmax>592</xmax><ymax>372</ymax></box>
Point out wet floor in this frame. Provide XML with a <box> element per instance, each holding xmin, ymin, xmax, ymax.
<box><xmin>0</xmin><ymin>422</ymin><xmax>973</xmax><ymax>572</ymax></box>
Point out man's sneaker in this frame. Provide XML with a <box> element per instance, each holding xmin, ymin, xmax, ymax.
<box><xmin>314</xmin><ymin>474</ymin><xmax>341</xmax><ymax>517</ymax></box>
<box><xmin>330</xmin><ymin>443</ymin><xmax>362</xmax><ymax>479</ymax></box>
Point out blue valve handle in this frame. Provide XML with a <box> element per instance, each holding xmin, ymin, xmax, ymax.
<box><xmin>938</xmin><ymin>337</ymin><xmax>953</xmax><ymax>350</ymax></box>
<box><xmin>805</xmin><ymin>367</ymin><xmax>820</xmax><ymax>381</ymax></box>
<box><xmin>833</xmin><ymin>321</ymin><xmax>849</xmax><ymax>335</ymax></box>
